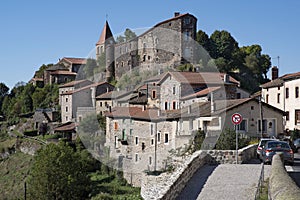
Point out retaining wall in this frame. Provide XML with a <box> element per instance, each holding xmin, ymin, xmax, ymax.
<box><xmin>141</xmin><ymin>144</ymin><xmax>257</xmax><ymax>199</ymax></box>
<box><xmin>269</xmin><ymin>154</ymin><xmax>300</xmax><ymax>200</ymax></box>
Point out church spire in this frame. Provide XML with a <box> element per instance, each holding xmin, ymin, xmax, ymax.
<box><xmin>96</xmin><ymin>20</ymin><xmax>114</xmax><ymax>46</ymax></box>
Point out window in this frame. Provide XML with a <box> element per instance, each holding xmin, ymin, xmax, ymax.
<box><xmin>183</xmin><ymin>30</ymin><xmax>190</xmax><ymax>41</ymax></box>
<box><xmin>165</xmin><ymin>102</ymin><xmax>168</xmax><ymax>110</ymax></box>
<box><xmin>114</xmin><ymin>122</ymin><xmax>118</xmax><ymax>130</ymax></box>
<box><xmin>66</xmin><ymin>106</ymin><xmax>68</xmax><ymax>112</ymax></box>
<box><xmin>184</xmin><ymin>18</ymin><xmax>191</xmax><ymax>25</ymax></box>
<box><xmin>152</xmin><ymin>90</ymin><xmax>156</xmax><ymax>99</ymax></box>
<box><xmin>100</xmin><ymin>102</ymin><xmax>103</xmax><ymax>107</ymax></box>
<box><xmin>143</xmin><ymin>43</ymin><xmax>147</xmax><ymax>49</ymax></box>
<box><xmin>286</xmin><ymin>111</ymin><xmax>290</xmax><ymax>121</ymax></box>
<box><xmin>142</xmin><ymin>142</ymin><xmax>145</xmax><ymax>151</ymax></box>
<box><xmin>151</xmin><ymin>139</ymin><xmax>154</xmax><ymax>146</ymax></box>
<box><xmin>164</xmin><ymin>133</ymin><xmax>169</xmax><ymax>144</ymax></box>
<box><xmin>143</xmin><ymin>55</ymin><xmax>146</xmax><ymax>62</ymax></box>
<box><xmin>79</xmin><ymin>116</ymin><xmax>82</xmax><ymax>122</ymax></box>
<box><xmin>277</xmin><ymin>93</ymin><xmax>280</xmax><ymax>103</ymax></box>
<box><xmin>286</xmin><ymin>88</ymin><xmax>289</xmax><ymax>98</ymax></box>
<box><xmin>122</xmin><ymin>129</ymin><xmax>126</xmax><ymax>141</ymax></box>
<box><xmin>157</xmin><ymin>132</ymin><xmax>161</xmax><ymax>143</ymax></box>
<box><xmin>251</xmin><ymin>106</ymin><xmax>254</xmax><ymax>110</ymax></box>
<box><xmin>266</xmin><ymin>94</ymin><xmax>269</xmax><ymax>104</ymax></box>
<box><xmin>172</xmin><ymin>101</ymin><xmax>176</xmax><ymax>110</ymax></box>
<box><xmin>278</xmin><ymin>86</ymin><xmax>280</xmax><ymax>90</ymax></box>
<box><xmin>173</xmin><ymin>86</ymin><xmax>176</xmax><ymax>94</ymax></box>
<box><xmin>295</xmin><ymin>110</ymin><xmax>300</xmax><ymax>125</ymax></box>
<box><xmin>135</xmin><ymin>137</ymin><xmax>139</xmax><ymax>145</ymax></box>
<box><xmin>130</xmin><ymin>129</ymin><xmax>133</xmax><ymax>135</ymax></box>
<box><xmin>258</xmin><ymin>119</ymin><xmax>267</xmax><ymax>132</ymax></box>
<box><xmin>237</xmin><ymin>120</ymin><xmax>247</xmax><ymax>131</ymax></box>
<box><xmin>66</xmin><ymin>116</ymin><xmax>68</xmax><ymax>121</ymax></box>
<box><xmin>149</xmin><ymin>157</ymin><xmax>152</xmax><ymax>165</ymax></box>
<box><xmin>135</xmin><ymin>154</ymin><xmax>138</xmax><ymax>162</ymax></box>
<box><xmin>150</xmin><ymin>124</ymin><xmax>154</xmax><ymax>135</ymax></box>
<box><xmin>66</xmin><ymin>97</ymin><xmax>68</xmax><ymax>102</ymax></box>
<box><xmin>296</xmin><ymin>87</ymin><xmax>299</xmax><ymax>98</ymax></box>
<box><xmin>148</xmin><ymin>56</ymin><xmax>151</xmax><ymax>60</ymax></box>
<box><xmin>237</xmin><ymin>93</ymin><xmax>241</xmax><ymax>99</ymax></box>
<box><xmin>189</xmin><ymin>119</ymin><xmax>193</xmax><ymax>130</ymax></box>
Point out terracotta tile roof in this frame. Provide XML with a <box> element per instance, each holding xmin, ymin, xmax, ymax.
<box><xmin>95</xmin><ymin>90</ymin><xmax>131</xmax><ymax>100</ymax></box>
<box><xmin>62</xmin><ymin>81</ymin><xmax>109</xmax><ymax>95</ymax></box>
<box><xmin>54</xmin><ymin>122</ymin><xmax>76</xmax><ymax>132</ymax></box>
<box><xmin>105</xmin><ymin>102</ymin><xmax>212</xmax><ymax>121</ymax></box>
<box><xmin>154</xmin><ymin>13</ymin><xmax>196</xmax><ymax>28</ymax></box>
<box><xmin>50</xmin><ymin>70</ymin><xmax>77</xmax><ymax>76</ymax></box>
<box><xmin>158</xmin><ymin>72</ymin><xmax>239</xmax><ymax>85</ymax></box>
<box><xmin>46</xmin><ymin>64</ymin><xmax>68</xmax><ymax>71</ymax></box>
<box><xmin>261</xmin><ymin>71</ymin><xmax>300</xmax><ymax>89</ymax></box>
<box><xmin>129</xmin><ymin>93</ymin><xmax>148</xmax><ymax>104</ymax></box>
<box><xmin>59</xmin><ymin>79</ymin><xmax>92</xmax><ymax>88</ymax></box>
<box><xmin>96</xmin><ymin>20</ymin><xmax>114</xmax><ymax>45</ymax></box>
<box><xmin>62</xmin><ymin>57</ymin><xmax>87</xmax><ymax>65</ymax></box>
<box><xmin>181</xmin><ymin>87</ymin><xmax>221</xmax><ymax>100</ymax></box>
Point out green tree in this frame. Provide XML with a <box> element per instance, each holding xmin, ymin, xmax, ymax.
<box><xmin>215</xmin><ymin>128</ymin><xmax>249</xmax><ymax>150</ymax></box>
<box><xmin>0</xmin><ymin>82</ymin><xmax>9</xmax><ymax>114</ymax></box>
<box><xmin>196</xmin><ymin>30</ymin><xmax>210</xmax><ymax>51</ymax></box>
<box><xmin>84</xmin><ymin>58</ymin><xmax>98</xmax><ymax>78</ymax></box>
<box><xmin>116</xmin><ymin>28</ymin><xmax>136</xmax><ymax>43</ymax></box>
<box><xmin>124</xmin><ymin>28</ymin><xmax>137</xmax><ymax>41</ymax></box>
<box><xmin>28</xmin><ymin>142</ymin><xmax>91</xmax><ymax>200</ymax></box>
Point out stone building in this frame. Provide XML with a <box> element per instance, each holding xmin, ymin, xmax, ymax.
<box><xmin>59</xmin><ymin>81</ymin><xmax>114</xmax><ymax>123</ymax></box>
<box><xmin>261</xmin><ymin>66</ymin><xmax>300</xmax><ymax>132</ymax></box>
<box><xmin>96</xmin><ymin>12</ymin><xmax>198</xmax><ymax>81</ymax></box>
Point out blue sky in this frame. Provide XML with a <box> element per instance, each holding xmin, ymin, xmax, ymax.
<box><xmin>1</xmin><ymin>0</ymin><xmax>300</xmax><ymax>89</ymax></box>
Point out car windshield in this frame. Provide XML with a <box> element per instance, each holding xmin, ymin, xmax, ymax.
<box><xmin>267</xmin><ymin>142</ymin><xmax>290</xmax><ymax>149</ymax></box>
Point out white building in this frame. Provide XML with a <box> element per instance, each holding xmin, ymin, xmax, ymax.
<box><xmin>261</xmin><ymin>67</ymin><xmax>300</xmax><ymax>131</ymax></box>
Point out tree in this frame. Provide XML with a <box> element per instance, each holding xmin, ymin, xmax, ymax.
<box><xmin>124</xmin><ymin>28</ymin><xmax>137</xmax><ymax>41</ymax></box>
<box><xmin>215</xmin><ymin>128</ymin><xmax>250</xmax><ymax>150</ymax></box>
<box><xmin>84</xmin><ymin>58</ymin><xmax>98</xmax><ymax>78</ymax></box>
<box><xmin>196</xmin><ymin>30</ymin><xmax>210</xmax><ymax>51</ymax></box>
<box><xmin>28</xmin><ymin>142</ymin><xmax>91</xmax><ymax>200</ymax></box>
<box><xmin>116</xmin><ymin>28</ymin><xmax>136</xmax><ymax>43</ymax></box>
<box><xmin>0</xmin><ymin>82</ymin><xmax>9</xmax><ymax>114</ymax></box>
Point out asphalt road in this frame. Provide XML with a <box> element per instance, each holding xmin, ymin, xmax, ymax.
<box><xmin>287</xmin><ymin>152</ymin><xmax>300</xmax><ymax>187</ymax></box>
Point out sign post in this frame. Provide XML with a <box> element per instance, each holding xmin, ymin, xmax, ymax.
<box><xmin>231</xmin><ymin>113</ymin><xmax>243</xmax><ymax>164</ymax></box>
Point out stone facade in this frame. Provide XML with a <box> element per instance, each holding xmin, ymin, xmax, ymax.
<box><xmin>98</xmin><ymin>13</ymin><xmax>198</xmax><ymax>81</ymax></box>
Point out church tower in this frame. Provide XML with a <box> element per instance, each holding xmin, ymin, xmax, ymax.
<box><xmin>96</xmin><ymin>21</ymin><xmax>115</xmax><ymax>81</ymax></box>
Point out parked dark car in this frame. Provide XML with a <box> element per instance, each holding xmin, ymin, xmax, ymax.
<box><xmin>261</xmin><ymin>141</ymin><xmax>294</xmax><ymax>165</ymax></box>
<box><xmin>256</xmin><ymin>138</ymin><xmax>278</xmax><ymax>160</ymax></box>
<box><xmin>294</xmin><ymin>138</ymin><xmax>300</xmax><ymax>153</ymax></box>
<box><xmin>282</xmin><ymin>137</ymin><xmax>297</xmax><ymax>153</ymax></box>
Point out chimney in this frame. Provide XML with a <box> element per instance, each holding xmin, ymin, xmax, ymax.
<box><xmin>224</xmin><ymin>74</ymin><xmax>230</xmax><ymax>83</ymax></box>
<box><xmin>271</xmin><ymin>66</ymin><xmax>279</xmax><ymax>80</ymax></box>
<box><xmin>174</xmin><ymin>12</ymin><xmax>180</xmax><ymax>17</ymax></box>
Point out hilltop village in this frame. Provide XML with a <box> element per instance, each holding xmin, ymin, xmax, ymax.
<box><xmin>2</xmin><ymin>12</ymin><xmax>300</xmax><ymax>188</ymax></box>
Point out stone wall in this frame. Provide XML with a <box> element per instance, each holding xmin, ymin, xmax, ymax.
<box><xmin>141</xmin><ymin>151</ymin><xmax>210</xmax><ymax>200</ymax></box>
<box><xmin>141</xmin><ymin>144</ymin><xmax>257</xmax><ymax>199</ymax></box>
<box><xmin>269</xmin><ymin>154</ymin><xmax>300</xmax><ymax>199</ymax></box>
<box><xmin>206</xmin><ymin>144</ymin><xmax>257</xmax><ymax>164</ymax></box>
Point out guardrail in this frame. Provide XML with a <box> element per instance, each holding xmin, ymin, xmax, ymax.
<box><xmin>269</xmin><ymin>153</ymin><xmax>300</xmax><ymax>200</ymax></box>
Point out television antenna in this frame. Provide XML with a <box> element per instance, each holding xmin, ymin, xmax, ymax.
<box><xmin>272</xmin><ymin>56</ymin><xmax>280</xmax><ymax>68</ymax></box>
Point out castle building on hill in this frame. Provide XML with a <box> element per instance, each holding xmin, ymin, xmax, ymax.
<box><xmin>95</xmin><ymin>12</ymin><xmax>198</xmax><ymax>81</ymax></box>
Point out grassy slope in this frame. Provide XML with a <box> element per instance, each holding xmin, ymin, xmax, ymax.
<box><xmin>0</xmin><ymin>152</ymin><xmax>33</xmax><ymax>200</ymax></box>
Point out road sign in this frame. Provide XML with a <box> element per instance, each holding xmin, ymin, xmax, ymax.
<box><xmin>232</xmin><ymin>113</ymin><xmax>243</xmax><ymax>125</ymax></box>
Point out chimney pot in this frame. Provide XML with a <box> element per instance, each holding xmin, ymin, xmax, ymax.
<box><xmin>174</xmin><ymin>12</ymin><xmax>180</xmax><ymax>17</ymax></box>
